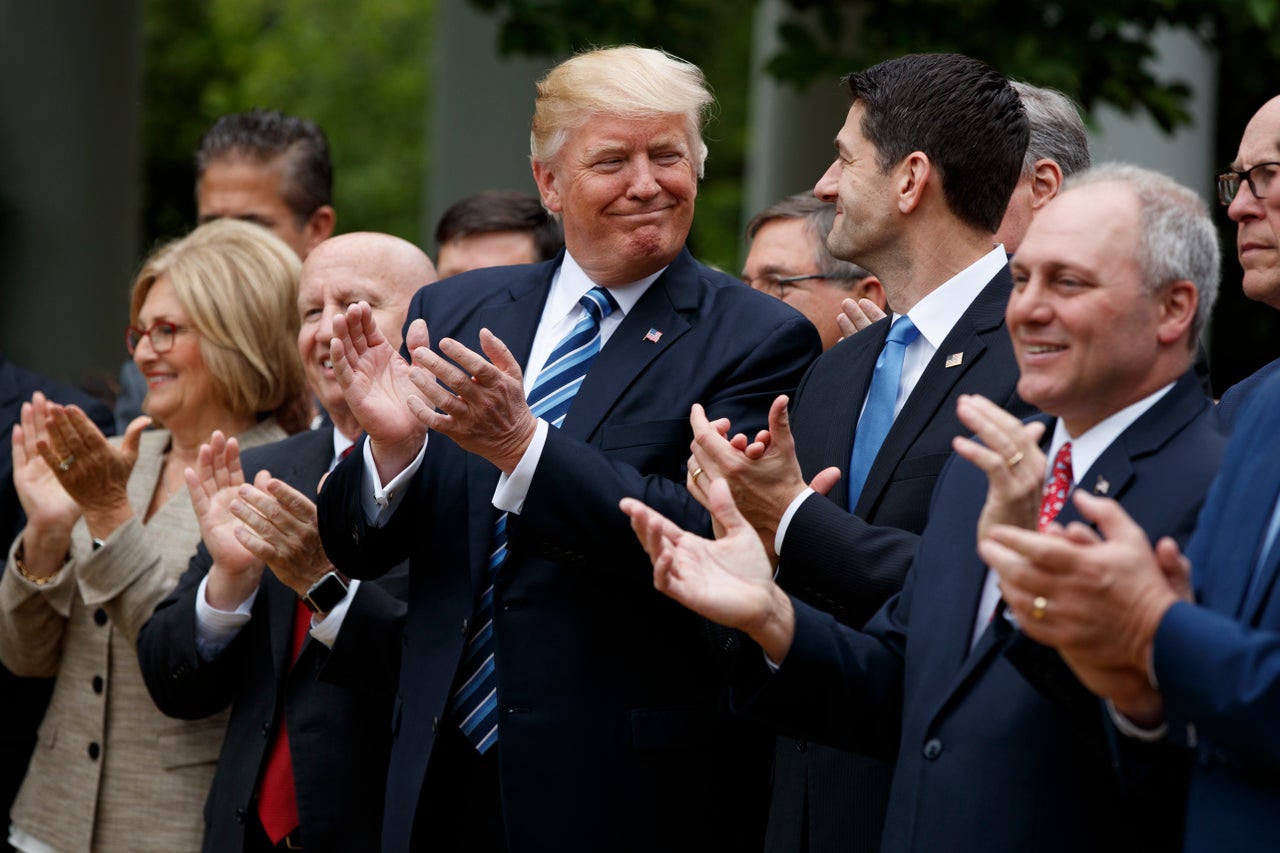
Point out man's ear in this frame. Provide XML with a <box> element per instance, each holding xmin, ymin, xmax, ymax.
<box><xmin>1028</xmin><ymin>158</ymin><xmax>1065</xmax><ymax>212</ymax></box>
<box><xmin>1156</xmin><ymin>279</ymin><xmax>1198</xmax><ymax>347</ymax></box>
<box><xmin>532</xmin><ymin>160</ymin><xmax>563</xmax><ymax>213</ymax></box>
<box><xmin>304</xmin><ymin>205</ymin><xmax>337</xmax><ymax>252</ymax></box>
<box><xmin>896</xmin><ymin>152</ymin><xmax>931</xmax><ymax>215</ymax></box>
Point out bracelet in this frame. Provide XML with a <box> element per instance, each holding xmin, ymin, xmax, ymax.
<box><xmin>12</xmin><ymin>541</ymin><xmax>61</xmax><ymax>586</ymax></box>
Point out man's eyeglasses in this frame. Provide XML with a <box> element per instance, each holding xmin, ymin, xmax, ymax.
<box><xmin>744</xmin><ymin>273</ymin><xmax>836</xmax><ymax>299</ymax></box>
<box><xmin>126</xmin><ymin>321</ymin><xmax>187</xmax><ymax>355</ymax></box>
<box><xmin>1216</xmin><ymin>162</ymin><xmax>1280</xmax><ymax>206</ymax></box>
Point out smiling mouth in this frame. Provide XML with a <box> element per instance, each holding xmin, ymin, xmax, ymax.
<box><xmin>1024</xmin><ymin>344</ymin><xmax>1066</xmax><ymax>355</ymax></box>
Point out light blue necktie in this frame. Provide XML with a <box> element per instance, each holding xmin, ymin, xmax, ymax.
<box><xmin>449</xmin><ymin>286</ymin><xmax>618</xmax><ymax>753</ymax></box>
<box><xmin>847</xmin><ymin>316</ymin><xmax>919</xmax><ymax>509</ymax></box>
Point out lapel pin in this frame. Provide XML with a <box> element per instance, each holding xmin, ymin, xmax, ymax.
<box><xmin>945</xmin><ymin>352</ymin><xmax>964</xmax><ymax>368</ymax></box>
<box><xmin>1094</xmin><ymin>475</ymin><xmax>1110</xmax><ymax>495</ymax></box>
<box><xmin>643</xmin><ymin>328</ymin><xmax>663</xmax><ymax>343</ymax></box>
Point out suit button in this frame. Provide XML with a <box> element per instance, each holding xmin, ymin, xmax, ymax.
<box><xmin>91</xmin><ymin>675</ymin><xmax>103</xmax><ymax>694</ymax></box>
<box><xmin>262</xmin><ymin>722</ymin><xmax>272</xmax><ymax>737</ymax></box>
<box><xmin>88</xmin><ymin>742</ymin><xmax>101</xmax><ymax>760</ymax></box>
<box><xmin>432</xmin><ymin>716</ymin><xmax>439</xmax><ymax>733</ymax></box>
<box><xmin>794</xmin><ymin>739</ymin><xmax>807</xmax><ymax>753</ymax></box>
<box><xmin>461</xmin><ymin>618</ymin><xmax>469</xmax><ymax>636</ymax></box>
<box><xmin>349</xmin><ymin>523</ymin><xmax>360</xmax><ymax>543</ymax></box>
<box><xmin>922</xmin><ymin>739</ymin><xmax>943</xmax><ymax>760</ymax></box>
<box><xmin>93</xmin><ymin>608</ymin><xmax>108</xmax><ymax>626</ymax></box>
<box><xmin>235</xmin><ymin>808</ymin><xmax>246</xmax><ymax>824</ymax></box>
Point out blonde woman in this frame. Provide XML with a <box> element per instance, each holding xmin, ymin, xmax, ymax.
<box><xmin>0</xmin><ymin>219</ymin><xmax>308</xmax><ymax>853</ymax></box>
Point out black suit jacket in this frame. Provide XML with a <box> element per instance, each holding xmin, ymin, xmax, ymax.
<box><xmin>137</xmin><ymin>427</ymin><xmax>407</xmax><ymax>853</ymax></box>
<box><xmin>318</xmin><ymin>248</ymin><xmax>822</xmax><ymax>853</ymax></box>
<box><xmin>0</xmin><ymin>353</ymin><xmax>115</xmax><ymax>837</ymax></box>
<box><xmin>765</xmin><ymin>266</ymin><xmax>1035</xmax><ymax>853</ymax></box>
<box><xmin>740</xmin><ymin>370</ymin><xmax>1224</xmax><ymax>853</ymax></box>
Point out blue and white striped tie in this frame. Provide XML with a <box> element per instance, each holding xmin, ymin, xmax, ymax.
<box><xmin>449</xmin><ymin>286</ymin><xmax>619</xmax><ymax>753</ymax></box>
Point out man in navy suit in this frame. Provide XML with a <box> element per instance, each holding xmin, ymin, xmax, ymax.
<box><xmin>687</xmin><ymin>53</ymin><xmax>1037</xmax><ymax>852</ymax></box>
<box><xmin>624</xmin><ymin>163</ymin><xmax>1227</xmax><ymax>852</ymax></box>
<box><xmin>138</xmin><ymin>233</ymin><xmax>433</xmax><ymax>852</ymax></box>
<box><xmin>1215</xmin><ymin>96</ymin><xmax>1280</xmax><ymax>423</ymax></box>
<box><xmin>316</xmin><ymin>47</ymin><xmax>821</xmax><ymax>852</ymax></box>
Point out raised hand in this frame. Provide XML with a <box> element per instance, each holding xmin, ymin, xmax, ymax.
<box><xmin>12</xmin><ymin>392</ymin><xmax>81</xmax><ymax>538</ymax></box>
<box><xmin>330</xmin><ymin>302</ymin><xmax>429</xmax><ymax>480</ymax></box>
<box><xmin>952</xmin><ymin>393</ymin><xmax>1048</xmax><ymax>542</ymax></box>
<box><xmin>229</xmin><ymin>470</ymin><xmax>335</xmax><ymax>597</ymax></box>
<box><xmin>403</xmin><ymin>328</ymin><xmax>537</xmax><ymax>475</ymax></box>
<box><xmin>185</xmin><ymin>432</ymin><xmax>265</xmax><ymax>610</ymax></box>
<box><xmin>836</xmin><ymin>297</ymin><xmax>887</xmax><ymax>341</ymax></box>
<box><xmin>39</xmin><ymin>403</ymin><xmax>148</xmax><ymax>539</ymax></box>
<box><xmin>621</xmin><ymin>477</ymin><xmax>797</xmax><ymax>663</ymax></box>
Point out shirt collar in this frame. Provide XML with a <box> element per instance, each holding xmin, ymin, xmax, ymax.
<box><xmin>900</xmin><ymin>245</ymin><xmax>1008</xmax><ymax>350</ymax></box>
<box><xmin>547</xmin><ymin>250</ymin><xmax>663</xmax><ymax>322</ymax></box>
<box><xmin>1045</xmin><ymin>382</ymin><xmax>1176</xmax><ymax>485</ymax></box>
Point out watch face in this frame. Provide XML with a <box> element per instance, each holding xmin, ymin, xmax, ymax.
<box><xmin>304</xmin><ymin>573</ymin><xmax>348</xmax><ymax>613</ymax></box>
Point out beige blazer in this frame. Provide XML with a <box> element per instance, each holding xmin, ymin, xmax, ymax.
<box><xmin>0</xmin><ymin>419</ymin><xmax>286</xmax><ymax>853</ymax></box>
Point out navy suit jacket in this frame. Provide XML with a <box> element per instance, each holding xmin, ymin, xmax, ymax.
<box><xmin>737</xmin><ymin>370</ymin><xmax>1225</xmax><ymax>853</ymax></box>
<box><xmin>138</xmin><ymin>427</ymin><xmax>407</xmax><ymax>853</ymax></box>
<box><xmin>1154</xmin><ymin>370</ymin><xmax>1280</xmax><ymax>851</ymax></box>
<box><xmin>1216</xmin><ymin>355</ymin><xmax>1280</xmax><ymax>427</ymax></box>
<box><xmin>765</xmin><ymin>265</ymin><xmax>1034</xmax><ymax>853</ymax></box>
<box><xmin>317</xmin><ymin>248</ymin><xmax>822</xmax><ymax>853</ymax></box>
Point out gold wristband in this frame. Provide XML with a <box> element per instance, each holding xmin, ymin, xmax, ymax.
<box><xmin>12</xmin><ymin>541</ymin><xmax>61</xmax><ymax>586</ymax></box>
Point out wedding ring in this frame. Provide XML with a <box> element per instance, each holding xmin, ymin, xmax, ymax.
<box><xmin>57</xmin><ymin>454</ymin><xmax>76</xmax><ymax>472</ymax></box>
<box><xmin>1031</xmin><ymin>595</ymin><xmax>1048</xmax><ymax>620</ymax></box>
<box><xmin>690</xmin><ymin>466</ymin><xmax>704</xmax><ymax>484</ymax></box>
<box><xmin>1005</xmin><ymin>450</ymin><xmax>1025</xmax><ymax>469</ymax></box>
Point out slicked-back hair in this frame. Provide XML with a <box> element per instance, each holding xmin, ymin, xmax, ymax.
<box><xmin>843</xmin><ymin>53</ymin><xmax>1028</xmax><ymax>233</ymax></box>
<box><xmin>1013</xmin><ymin>82</ymin><xmax>1091</xmax><ymax>178</ymax></box>
<box><xmin>530</xmin><ymin>45</ymin><xmax>714</xmax><ymax>178</ymax></box>
<box><xmin>434</xmin><ymin>190</ymin><xmax>564</xmax><ymax>261</ymax></box>
<box><xmin>746</xmin><ymin>193</ymin><xmax>872</xmax><ymax>287</ymax></box>
<box><xmin>1065</xmin><ymin>163</ymin><xmax>1220</xmax><ymax>343</ymax></box>
<box><xmin>195</xmin><ymin>108</ymin><xmax>333</xmax><ymax>226</ymax></box>
<box><xmin>130</xmin><ymin>219</ymin><xmax>310</xmax><ymax>433</ymax></box>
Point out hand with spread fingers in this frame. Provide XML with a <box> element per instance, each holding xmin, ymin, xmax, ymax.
<box><xmin>686</xmin><ymin>396</ymin><xmax>840</xmax><ymax>561</ymax></box>
<box><xmin>621</xmin><ymin>477</ymin><xmax>796</xmax><ymax>664</ymax></box>
<box><xmin>12</xmin><ymin>392</ymin><xmax>81</xmax><ymax>538</ymax></box>
<box><xmin>185</xmin><ymin>431</ymin><xmax>266</xmax><ymax>609</ymax></box>
<box><xmin>228</xmin><ymin>469</ymin><xmax>336</xmax><ymax>601</ymax></box>
<box><xmin>952</xmin><ymin>393</ymin><xmax>1048</xmax><ymax>543</ymax></box>
<box><xmin>835</xmin><ymin>297</ymin><xmax>887</xmax><ymax>341</ymax></box>
<box><xmin>330</xmin><ymin>301</ymin><xmax>431</xmax><ymax>480</ymax></box>
<box><xmin>979</xmin><ymin>490</ymin><xmax>1182</xmax><ymax>723</ymax></box>
<box><xmin>38</xmin><ymin>401</ymin><xmax>149</xmax><ymax>540</ymax></box>
<box><xmin>403</xmin><ymin>328</ymin><xmax>537</xmax><ymax>475</ymax></box>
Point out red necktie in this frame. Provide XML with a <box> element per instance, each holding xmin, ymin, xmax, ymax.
<box><xmin>1038</xmin><ymin>442</ymin><xmax>1073</xmax><ymax>530</ymax></box>
<box><xmin>256</xmin><ymin>598</ymin><xmax>311</xmax><ymax>842</ymax></box>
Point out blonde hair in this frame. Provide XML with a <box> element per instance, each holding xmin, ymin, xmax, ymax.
<box><xmin>130</xmin><ymin>219</ymin><xmax>309</xmax><ymax>433</ymax></box>
<box><xmin>530</xmin><ymin>45</ymin><xmax>714</xmax><ymax>178</ymax></box>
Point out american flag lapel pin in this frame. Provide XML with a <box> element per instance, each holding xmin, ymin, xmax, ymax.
<box><xmin>644</xmin><ymin>328</ymin><xmax>663</xmax><ymax>343</ymax></box>
<box><xmin>1094</xmin><ymin>475</ymin><xmax>1110</xmax><ymax>495</ymax></box>
<box><xmin>944</xmin><ymin>352</ymin><xmax>964</xmax><ymax>368</ymax></box>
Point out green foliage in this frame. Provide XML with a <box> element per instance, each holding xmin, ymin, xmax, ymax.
<box><xmin>140</xmin><ymin>0</ymin><xmax>432</xmax><ymax>249</ymax></box>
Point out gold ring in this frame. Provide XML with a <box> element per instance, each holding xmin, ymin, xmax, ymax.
<box><xmin>1005</xmin><ymin>450</ymin><xmax>1025</xmax><ymax>469</ymax></box>
<box><xmin>1031</xmin><ymin>595</ymin><xmax>1048</xmax><ymax>620</ymax></box>
<box><xmin>57</xmin><ymin>454</ymin><xmax>76</xmax><ymax>472</ymax></box>
<box><xmin>690</xmin><ymin>466</ymin><xmax>704</xmax><ymax>484</ymax></box>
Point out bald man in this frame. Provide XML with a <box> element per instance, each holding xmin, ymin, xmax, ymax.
<box><xmin>138</xmin><ymin>233</ymin><xmax>435</xmax><ymax>853</ymax></box>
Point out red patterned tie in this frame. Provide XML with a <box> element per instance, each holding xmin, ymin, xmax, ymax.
<box><xmin>256</xmin><ymin>598</ymin><xmax>311</xmax><ymax>843</ymax></box>
<box><xmin>1038</xmin><ymin>442</ymin><xmax>1073</xmax><ymax>530</ymax></box>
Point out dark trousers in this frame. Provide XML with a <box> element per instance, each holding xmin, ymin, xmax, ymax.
<box><xmin>412</xmin><ymin>721</ymin><xmax>506</xmax><ymax>852</ymax></box>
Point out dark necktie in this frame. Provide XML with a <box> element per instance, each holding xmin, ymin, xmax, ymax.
<box><xmin>449</xmin><ymin>286</ymin><xmax>619</xmax><ymax>753</ymax></box>
<box><xmin>847</xmin><ymin>316</ymin><xmax>920</xmax><ymax>509</ymax></box>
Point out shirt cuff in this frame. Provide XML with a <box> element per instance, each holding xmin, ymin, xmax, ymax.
<box><xmin>194</xmin><ymin>574</ymin><xmax>257</xmax><ymax>662</ymax></box>
<box><xmin>775</xmin><ymin>487</ymin><xmax>816</xmax><ymax>556</ymax></box>
<box><xmin>494</xmin><ymin>419</ymin><xmax>550</xmax><ymax>514</ymax></box>
<box><xmin>1106</xmin><ymin>699</ymin><xmax>1168</xmax><ymax>742</ymax></box>
<box><xmin>307</xmin><ymin>579</ymin><xmax>361</xmax><ymax>648</ymax></box>
<box><xmin>362</xmin><ymin>435</ymin><xmax>429</xmax><ymax>526</ymax></box>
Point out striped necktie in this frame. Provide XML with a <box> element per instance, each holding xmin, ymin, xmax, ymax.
<box><xmin>847</xmin><ymin>316</ymin><xmax>919</xmax><ymax>509</ymax></box>
<box><xmin>449</xmin><ymin>286</ymin><xmax>619</xmax><ymax>753</ymax></box>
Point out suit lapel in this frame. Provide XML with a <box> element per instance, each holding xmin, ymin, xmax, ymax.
<box><xmin>263</xmin><ymin>573</ymin><xmax>300</xmax><ymax>684</ymax></box>
<box><xmin>559</xmin><ymin>249</ymin><xmax>697</xmax><ymax>442</ymax></box>
<box><xmin>816</xmin><ymin>326</ymin><xmax>885</xmax><ymax>512</ymax></box>
<box><xmin>855</xmin><ymin>268</ymin><xmax>1012</xmax><ymax>516</ymax></box>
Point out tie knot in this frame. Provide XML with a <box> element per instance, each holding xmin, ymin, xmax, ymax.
<box><xmin>887</xmin><ymin>315</ymin><xmax>919</xmax><ymax>347</ymax></box>
<box><xmin>1050</xmin><ymin>441</ymin><xmax>1073</xmax><ymax>477</ymax></box>
<box><xmin>581</xmin><ymin>286</ymin><xmax>619</xmax><ymax>323</ymax></box>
